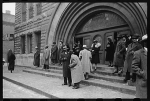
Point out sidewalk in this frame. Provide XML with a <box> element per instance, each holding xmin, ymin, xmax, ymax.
<box><xmin>3</xmin><ymin>65</ymin><xmax>135</xmax><ymax>98</ymax></box>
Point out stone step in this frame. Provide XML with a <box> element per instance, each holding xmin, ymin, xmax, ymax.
<box><xmin>23</xmin><ymin>68</ymin><xmax>136</xmax><ymax>95</ymax></box>
<box><xmin>26</xmin><ymin>67</ymin><xmax>125</xmax><ymax>84</ymax></box>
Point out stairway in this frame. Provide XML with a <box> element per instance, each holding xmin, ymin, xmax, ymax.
<box><xmin>18</xmin><ymin>64</ymin><xmax>136</xmax><ymax>95</ymax></box>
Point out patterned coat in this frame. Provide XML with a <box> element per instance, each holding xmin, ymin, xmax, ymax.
<box><xmin>132</xmin><ymin>48</ymin><xmax>147</xmax><ymax>98</ymax></box>
<box><xmin>123</xmin><ymin>42</ymin><xmax>142</xmax><ymax>73</ymax></box>
<box><xmin>69</xmin><ymin>54</ymin><xmax>84</xmax><ymax>84</ymax></box>
<box><xmin>113</xmin><ymin>40</ymin><xmax>126</xmax><ymax>67</ymax></box>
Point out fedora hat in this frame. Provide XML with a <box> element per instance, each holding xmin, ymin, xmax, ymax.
<box><xmin>131</xmin><ymin>34</ymin><xmax>140</xmax><ymax>39</ymax></box>
<box><xmin>35</xmin><ymin>46</ymin><xmax>38</xmax><ymax>49</ymax></box>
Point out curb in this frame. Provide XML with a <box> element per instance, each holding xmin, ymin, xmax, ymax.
<box><xmin>3</xmin><ymin>76</ymin><xmax>58</xmax><ymax>98</ymax></box>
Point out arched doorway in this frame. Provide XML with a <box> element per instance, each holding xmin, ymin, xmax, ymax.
<box><xmin>48</xmin><ymin>3</ymin><xmax>146</xmax><ymax>64</ymax></box>
<box><xmin>74</xmin><ymin>11</ymin><xmax>131</xmax><ymax>64</ymax></box>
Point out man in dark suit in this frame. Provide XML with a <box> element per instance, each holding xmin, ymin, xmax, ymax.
<box><xmin>132</xmin><ymin>34</ymin><xmax>147</xmax><ymax>98</ymax></box>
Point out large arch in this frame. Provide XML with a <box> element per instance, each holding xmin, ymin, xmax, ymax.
<box><xmin>47</xmin><ymin>3</ymin><xmax>147</xmax><ymax>49</ymax></box>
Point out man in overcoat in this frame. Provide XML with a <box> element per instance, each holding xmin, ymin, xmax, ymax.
<box><xmin>132</xmin><ymin>34</ymin><xmax>147</xmax><ymax>98</ymax></box>
<box><xmin>33</xmin><ymin>46</ymin><xmax>40</xmax><ymax>67</ymax></box>
<box><xmin>60</xmin><ymin>45</ymin><xmax>72</xmax><ymax>87</ymax></box>
<box><xmin>69</xmin><ymin>50</ymin><xmax>84</xmax><ymax>89</ymax></box>
<box><xmin>79</xmin><ymin>45</ymin><xmax>92</xmax><ymax>80</ymax></box>
<box><xmin>113</xmin><ymin>35</ymin><xmax>126</xmax><ymax>74</ymax></box>
<box><xmin>123</xmin><ymin>34</ymin><xmax>142</xmax><ymax>83</ymax></box>
<box><xmin>51</xmin><ymin>42</ymin><xmax>58</xmax><ymax>65</ymax></box>
<box><xmin>43</xmin><ymin>45</ymin><xmax>50</xmax><ymax>69</ymax></box>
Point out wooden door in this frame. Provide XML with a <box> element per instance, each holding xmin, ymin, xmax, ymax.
<box><xmin>83</xmin><ymin>36</ymin><xmax>91</xmax><ymax>50</ymax></box>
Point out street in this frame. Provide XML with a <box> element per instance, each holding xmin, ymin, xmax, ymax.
<box><xmin>3</xmin><ymin>65</ymin><xmax>135</xmax><ymax>98</ymax></box>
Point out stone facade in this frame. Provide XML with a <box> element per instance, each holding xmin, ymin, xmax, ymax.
<box><xmin>14</xmin><ymin>3</ymin><xmax>147</xmax><ymax>66</ymax></box>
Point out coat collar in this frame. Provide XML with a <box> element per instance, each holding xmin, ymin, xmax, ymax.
<box><xmin>141</xmin><ymin>48</ymin><xmax>147</xmax><ymax>56</ymax></box>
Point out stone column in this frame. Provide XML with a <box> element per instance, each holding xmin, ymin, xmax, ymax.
<box><xmin>25</xmin><ymin>34</ymin><xmax>28</xmax><ymax>54</ymax></box>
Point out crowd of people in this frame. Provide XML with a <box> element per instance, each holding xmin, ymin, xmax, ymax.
<box><xmin>5</xmin><ymin>33</ymin><xmax>147</xmax><ymax>98</ymax></box>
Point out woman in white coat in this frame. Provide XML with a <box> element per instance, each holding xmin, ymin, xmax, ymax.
<box><xmin>69</xmin><ymin>50</ymin><xmax>84</xmax><ymax>89</ymax></box>
<box><xmin>79</xmin><ymin>45</ymin><xmax>92</xmax><ymax>80</ymax></box>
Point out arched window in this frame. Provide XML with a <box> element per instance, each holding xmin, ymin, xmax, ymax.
<box><xmin>36</xmin><ymin>3</ymin><xmax>42</xmax><ymax>15</ymax></box>
<box><xmin>28</xmin><ymin>3</ymin><xmax>34</xmax><ymax>19</ymax></box>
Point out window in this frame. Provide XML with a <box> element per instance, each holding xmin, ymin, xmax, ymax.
<box><xmin>28</xmin><ymin>3</ymin><xmax>34</xmax><ymax>19</ymax></box>
<box><xmin>36</xmin><ymin>3</ymin><xmax>42</xmax><ymax>15</ymax></box>
<box><xmin>22</xmin><ymin>3</ymin><xmax>26</xmax><ymax>22</ymax></box>
<box><xmin>21</xmin><ymin>35</ymin><xmax>25</xmax><ymax>54</ymax></box>
<box><xmin>27</xmin><ymin>34</ymin><xmax>33</xmax><ymax>53</ymax></box>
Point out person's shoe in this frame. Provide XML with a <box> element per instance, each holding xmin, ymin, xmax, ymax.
<box><xmin>112</xmin><ymin>70</ymin><xmax>118</xmax><ymax>74</ymax></box>
<box><xmin>62</xmin><ymin>83</ymin><xmax>67</xmax><ymax>86</ymax></box>
<box><xmin>72</xmin><ymin>86</ymin><xmax>79</xmax><ymax>89</ymax></box>
<box><xmin>122</xmin><ymin>79</ymin><xmax>128</xmax><ymax>83</ymax></box>
<box><xmin>68</xmin><ymin>84</ymin><xmax>72</xmax><ymax>87</ymax></box>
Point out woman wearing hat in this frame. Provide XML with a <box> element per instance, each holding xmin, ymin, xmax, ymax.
<box><xmin>79</xmin><ymin>45</ymin><xmax>92</xmax><ymax>80</ymax></box>
<box><xmin>113</xmin><ymin>34</ymin><xmax>126</xmax><ymax>75</ymax></box>
<box><xmin>91</xmin><ymin>40</ymin><xmax>101</xmax><ymax>71</ymax></box>
<box><xmin>123</xmin><ymin>34</ymin><xmax>142</xmax><ymax>84</ymax></box>
<box><xmin>33</xmin><ymin>46</ymin><xmax>40</xmax><ymax>67</ymax></box>
<box><xmin>132</xmin><ymin>34</ymin><xmax>147</xmax><ymax>98</ymax></box>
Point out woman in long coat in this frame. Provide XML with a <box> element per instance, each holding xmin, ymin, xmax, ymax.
<box><xmin>132</xmin><ymin>34</ymin><xmax>147</xmax><ymax>98</ymax></box>
<box><xmin>69</xmin><ymin>50</ymin><xmax>84</xmax><ymax>89</ymax></box>
<box><xmin>91</xmin><ymin>40</ymin><xmax>101</xmax><ymax>71</ymax></box>
<box><xmin>113</xmin><ymin>35</ymin><xmax>126</xmax><ymax>74</ymax></box>
<box><xmin>43</xmin><ymin>45</ymin><xmax>50</xmax><ymax>69</ymax></box>
<box><xmin>33</xmin><ymin>46</ymin><xmax>40</xmax><ymax>67</ymax></box>
<box><xmin>60</xmin><ymin>45</ymin><xmax>72</xmax><ymax>86</ymax></box>
<box><xmin>105</xmin><ymin>38</ymin><xmax>115</xmax><ymax>67</ymax></box>
<box><xmin>7</xmin><ymin>49</ymin><xmax>16</xmax><ymax>73</ymax></box>
<box><xmin>79</xmin><ymin>45</ymin><xmax>92</xmax><ymax>80</ymax></box>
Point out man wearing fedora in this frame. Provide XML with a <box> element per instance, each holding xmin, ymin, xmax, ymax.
<box><xmin>113</xmin><ymin>34</ymin><xmax>126</xmax><ymax>74</ymax></box>
<box><xmin>33</xmin><ymin>46</ymin><xmax>40</xmax><ymax>67</ymax></box>
<box><xmin>79</xmin><ymin>45</ymin><xmax>92</xmax><ymax>80</ymax></box>
<box><xmin>132</xmin><ymin>34</ymin><xmax>147</xmax><ymax>98</ymax></box>
<box><xmin>123</xmin><ymin>34</ymin><xmax>142</xmax><ymax>84</ymax></box>
<box><xmin>60</xmin><ymin>45</ymin><xmax>72</xmax><ymax>87</ymax></box>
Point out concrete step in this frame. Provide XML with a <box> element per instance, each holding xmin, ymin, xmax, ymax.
<box><xmin>26</xmin><ymin>67</ymin><xmax>125</xmax><ymax>84</ymax></box>
<box><xmin>22</xmin><ymin>68</ymin><xmax>136</xmax><ymax>95</ymax></box>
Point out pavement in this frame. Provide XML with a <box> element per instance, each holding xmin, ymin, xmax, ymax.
<box><xmin>3</xmin><ymin>65</ymin><xmax>135</xmax><ymax>98</ymax></box>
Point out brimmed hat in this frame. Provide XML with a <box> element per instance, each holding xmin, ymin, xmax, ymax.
<box><xmin>63</xmin><ymin>45</ymin><xmax>67</xmax><ymax>49</ymax></box>
<box><xmin>53</xmin><ymin>42</ymin><xmax>56</xmax><ymax>44</ymax></box>
<box><xmin>45</xmin><ymin>45</ymin><xmax>48</xmax><ymax>48</ymax></box>
<box><xmin>131</xmin><ymin>34</ymin><xmax>140</xmax><ymax>39</ymax></box>
<box><xmin>141</xmin><ymin>34</ymin><xmax>147</xmax><ymax>41</ymax></box>
<box><xmin>93</xmin><ymin>40</ymin><xmax>97</xmax><ymax>42</ymax></box>
<box><xmin>35</xmin><ymin>46</ymin><xmax>38</xmax><ymax>49</ymax></box>
<box><xmin>60</xmin><ymin>40</ymin><xmax>63</xmax><ymax>43</ymax></box>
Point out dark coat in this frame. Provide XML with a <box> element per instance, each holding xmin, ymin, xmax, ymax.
<box><xmin>33</xmin><ymin>50</ymin><xmax>40</xmax><ymax>67</ymax></box>
<box><xmin>57</xmin><ymin>46</ymin><xmax>63</xmax><ymax>61</ymax></box>
<box><xmin>105</xmin><ymin>42</ymin><xmax>115</xmax><ymax>61</ymax></box>
<box><xmin>132</xmin><ymin>48</ymin><xmax>147</xmax><ymax>98</ymax></box>
<box><xmin>60</xmin><ymin>51</ymin><xmax>71</xmax><ymax>77</ymax></box>
<box><xmin>51</xmin><ymin>45</ymin><xmax>58</xmax><ymax>60</ymax></box>
<box><xmin>91</xmin><ymin>43</ymin><xmax>101</xmax><ymax>64</ymax></box>
<box><xmin>113</xmin><ymin>40</ymin><xmax>126</xmax><ymax>67</ymax></box>
<box><xmin>123</xmin><ymin>42</ymin><xmax>142</xmax><ymax>73</ymax></box>
<box><xmin>8</xmin><ymin>53</ymin><xmax>16</xmax><ymax>71</ymax></box>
